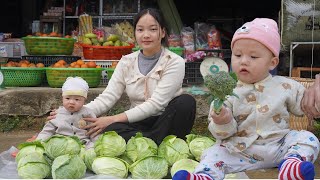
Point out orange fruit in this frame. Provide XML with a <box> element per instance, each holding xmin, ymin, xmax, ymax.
<box><xmin>53</xmin><ymin>63</ymin><xmax>64</xmax><ymax>68</ymax></box>
<box><xmin>96</xmin><ymin>65</ymin><xmax>101</xmax><ymax>68</ymax></box>
<box><xmin>35</xmin><ymin>32</ymin><xmax>42</xmax><ymax>36</ymax></box>
<box><xmin>36</xmin><ymin>63</ymin><xmax>45</xmax><ymax>68</ymax></box>
<box><xmin>81</xmin><ymin>64</ymin><xmax>88</xmax><ymax>68</ymax></box>
<box><xmin>20</xmin><ymin>60</ymin><xmax>30</xmax><ymax>64</ymax></box>
<box><xmin>70</xmin><ymin>62</ymin><xmax>76</xmax><ymax>67</ymax></box>
<box><xmin>49</xmin><ymin>32</ymin><xmax>58</xmax><ymax>37</ymax></box>
<box><xmin>57</xmin><ymin>59</ymin><xmax>67</xmax><ymax>65</ymax></box>
<box><xmin>28</xmin><ymin>63</ymin><xmax>36</xmax><ymax>67</ymax></box>
<box><xmin>74</xmin><ymin>64</ymin><xmax>81</xmax><ymax>68</ymax></box>
<box><xmin>87</xmin><ymin>61</ymin><xmax>97</xmax><ymax>68</ymax></box>
<box><xmin>76</xmin><ymin>59</ymin><xmax>85</xmax><ymax>66</ymax></box>
<box><xmin>111</xmin><ymin>61</ymin><xmax>118</xmax><ymax>68</ymax></box>
<box><xmin>20</xmin><ymin>63</ymin><xmax>29</xmax><ymax>67</ymax></box>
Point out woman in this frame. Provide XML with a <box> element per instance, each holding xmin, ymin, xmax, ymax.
<box><xmin>75</xmin><ymin>8</ymin><xmax>195</xmax><ymax>145</ymax></box>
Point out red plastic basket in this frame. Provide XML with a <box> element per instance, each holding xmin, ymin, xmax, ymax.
<box><xmin>81</xmin><ymin>44</ymin><xmax>134</xmax><ymax>60</ymax></box>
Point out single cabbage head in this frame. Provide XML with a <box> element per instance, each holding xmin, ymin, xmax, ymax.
<box><xmin>17</xmin><ymin>152</ymin><xmax>51</xmax><ymax>179</ymax></box>
<box><xmin>16</xmin><ymin>141</ymin><xmax>45</xmax><ymax>163</ymax></box>
<box><xmin>51</xmin><ymin>154</ymin><xmax>86</xmax><ymax>179</ymax></box>
<box><xmin>170</xmin><ymin>158</ymin><xmax>199</xmax><ymax>177</ymax></box>
<box><xmin>44</xmin><ymin>135</ymin><xmax>82</xmax><ymax>160</ymax></box>
<box><xmin>125</xmin><ymin>132</ymin><xmax>158</xmax><ymax>162</ymax></box>
<box><xmin>158</xmin><ymin>135</ymin><xmax>191</xmax><ymax>166</ymax></box>
<box><xmin>94</xmin><ymin>131</ymin><xmax>126</xmax><ymax>157</ymax></box>
<box><xmin>186</xmin><ymin>134</ymin><xmax>215</xmax><ymax>161</ymax></box>
<box><xmin>92</xmin><ymin>156</ymin><xmax>129</xmax><ymax>178</ymax></box>
<box><xmin>129</xmin><ymin>156</ymin><xmax>168</xmax><ymax>179</ymax></box>
<box><xmin>83</xmin><ymin>148</ymin><xmax>97</xmax><ymax>171</ymax></box>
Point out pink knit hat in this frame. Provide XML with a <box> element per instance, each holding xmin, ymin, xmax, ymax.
<box><xmin>231</xmin><ymin>18</ymin><xmax>280</xmax><ymax>57</ymax></box>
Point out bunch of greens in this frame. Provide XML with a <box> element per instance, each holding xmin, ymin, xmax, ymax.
<box><xmin>204</xmin><ymin>71</ymin><xmax>238</xmax><ymax>114</ymax></box>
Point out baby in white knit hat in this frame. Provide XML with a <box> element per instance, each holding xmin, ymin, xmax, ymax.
<box><xmin>36</xmin><ymin>77</ymin><xmax>98</xmax><ymax>149</ymax></box>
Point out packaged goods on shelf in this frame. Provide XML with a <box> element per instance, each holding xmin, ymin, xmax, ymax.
<box><xmin>0</xmin><ymin>41</ymin><xmax>26</xmax><ymax>57</ymax></box>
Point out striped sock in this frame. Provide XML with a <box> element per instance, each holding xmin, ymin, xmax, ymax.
<box><xmin>278</xmin><ymin>155</ymin><xmax>315</xmax><ymax>180</ymax></box>
<box><xmin>172</xmin><ymin>170</ymin><xmax>213</xmax><ymax>180</ymax></box>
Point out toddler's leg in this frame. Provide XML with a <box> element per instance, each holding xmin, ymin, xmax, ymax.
<box><xmin>278</xmin><ymin>154</ymin><xmax>314</xmax><ymax>180</ymax></box>
<box><xmin>173</xmin><ymin>170</ymin><xmax>212</xmax><ymax>180</ymax></box>
<box><xmin>278</xmin><ymin>130</ymin><xmax>320</xmax><ymax>180</ymax></box>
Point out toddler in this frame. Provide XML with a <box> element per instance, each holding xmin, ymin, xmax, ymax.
<box><xmin>173</xmin><ymin>18</ymin><xmax>320</xmax><ymax>180</ymax></box>
<box><xmin>36</xmin><ymin>76</ymin><xmax>97</xmax><ymax>149</ymax></box>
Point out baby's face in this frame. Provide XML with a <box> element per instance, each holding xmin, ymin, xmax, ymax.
<box><xmin>231</xmin><ymin>39</ymin><xmax>279</xmax><ymax>84</ymax></box>
<box><xmin>62</xmin><ymin>95</ymin><xmax>86</xmax><ymax>113</ymax></box>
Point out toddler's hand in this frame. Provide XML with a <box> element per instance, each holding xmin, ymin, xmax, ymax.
<box><xmin>47</xmin><ymin>109</ymin><xmax>57</xmax><ymax>121</ymax></box>
<box><xmin>210</xmin><ymin>106</ymin><xmax>232</xmax><ymax>125</ymax></box>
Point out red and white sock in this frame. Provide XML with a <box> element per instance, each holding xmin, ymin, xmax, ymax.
<box><xmin>172</xmin><ymin>170</ymin><xmax>213</xmax><ymax>180</ymax></box>
<box><xmin>278</xmin><ymin>156</ymin><xmax>315</xmax><ymax>180</ymax></box>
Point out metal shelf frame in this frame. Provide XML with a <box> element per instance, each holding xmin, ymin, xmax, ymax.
<box><xmin>62</xmin><ymin>0</ymin><xmax>140</xmax><ymax>35</ymax></box>
<box><xmin>289</xmin><ymin>41</ymin><xmax>320</xmax><ymax>77</ymax></box>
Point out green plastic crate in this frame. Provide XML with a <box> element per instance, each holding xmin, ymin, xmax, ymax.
<box><xmin>2</xmin><ymin>67</ymin><xmax>45</xmax><ymax>87</ymax></box>
<box><xmin>22</xmin><ymin>37</ymin><xmax>76</xmax><ymax>55</ymax></box>
<box><xmin>132</xmin><ymin>47</ymin><xmax>184</xmax><ymax>57</ymax></box>
<box><xmin>46</xmin><ymin>68</ymin><xmax>103</xmax><ymax>88</ymax></box>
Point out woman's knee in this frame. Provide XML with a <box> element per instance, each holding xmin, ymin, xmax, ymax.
<box><xmin>172</xmin><ymin>94</ymin><xmax>196</xmax><ymax>110</ymax></box>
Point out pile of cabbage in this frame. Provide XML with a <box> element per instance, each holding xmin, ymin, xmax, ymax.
<box><xmin>15</xmin><ymin>131</ymin><xmax>215</xmax><ymax>179</ymax></box>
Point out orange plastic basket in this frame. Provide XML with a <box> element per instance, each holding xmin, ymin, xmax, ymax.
<box><xmin>81</xmin><ymin>44</ymin><xmax>134</xmax><ymax>60</ymax></box>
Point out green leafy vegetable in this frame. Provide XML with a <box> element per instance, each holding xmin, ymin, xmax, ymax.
<box><xmin>204</xmin><ymin>71</ymin><xmax>238</xmax><ymax>114</ymax></box>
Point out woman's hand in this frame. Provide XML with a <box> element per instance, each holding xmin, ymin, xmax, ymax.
<box><xmin>210</xmin><ymin>106</ymin><xmax>232</xmax><ymax>125</ymax></box>
<box><xmin>47</xmin><ymin>109</ymin><xmax>57</xmax><ymax>121</ymax></box>
<box><xmin>82</xmin><ymin>116</ymin><xmax>116</xmax><ymax>138</ymax></box>
<box><xmin>302</xmin><ymin>74</ymin><xmax>320</xmax><ymax>119</ymax></box>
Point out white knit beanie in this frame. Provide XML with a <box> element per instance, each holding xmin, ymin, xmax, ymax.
<box><xmin>62</xmin><ymin>77</ymin><xmax>89</xmax><ymax>98</ymax></box>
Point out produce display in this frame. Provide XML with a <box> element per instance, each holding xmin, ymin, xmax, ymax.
<box><xmin>22</xmin><ymin>36</ymin><xmax>76</xmax><ymax>55</ymax></box>
<box><xmin>1</xmin><ymin>60</ymin><xmax>44</xmax><ymax>68</ymax></box>
<box><xmin>82</xmin><ymin>33</ymin><xmax>130</xmax><ymax>47</ymax></box>
<box><xmin>15</xmin><ymin>132</ymin><xmax>216</xmax><ymax>179</ymax></box>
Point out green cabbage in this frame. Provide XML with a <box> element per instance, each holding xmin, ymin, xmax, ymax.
<box><xmin>158</xmin><ymin>135</ymin><xmax>191</xmax><ymax>166</ymax></box>
<box><xmin>17</xmin><ymin>152</ymin><xmax>51</xmax><ymax>179</ymax></box>
<box><xmin>51</xmin><ymin>154</ymin><xmax>86</xmax><ymax>179</ymax></box>
<box><xmin>16</xmin><ymin>141</ymin><xmax>45</xmax><ymax>163</ymax></box>
<box><xmin>83</xmin><ymin>148</ymin><xmax>97</xmax><ymax>171</ymax></box>
<box><xmin>129</xmin><ymin>156</ymin><xmax>168</xmax><ymax>179</ymax></box>
<box><xmin>186</xmin><ymin>134</ymin><xmax>215</xmax><ymax>161</ymax></box>
<box><xmin>170</xmin><ymin>158</ymin><xmax>199</xmax><ymax>177</ymax></box>
<box><xmin>125</xmin><ymin>132</ymin><xmax>158</xmax><ymax>162</ymax></box>
<box><xmin>92</xmin><ymin>156</ymin><xmax>128</xmax><ymax>178</ymax></box>
<box><xmin>44</xmin><ymin>135</ymin><xmax>82</xmax><ymax>160</ymax></box>
<box><xmin>94</xmin><ymin>131</ymin><xmax>126</xmax><ymax>157</ymax></box>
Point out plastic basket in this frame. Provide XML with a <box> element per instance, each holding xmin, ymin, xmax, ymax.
<box><xmin>81</xmin><ymin>43</ymin><xmax>134</xmax><ymax>60</ymax></box>
<box><xmin>2</xmin><ymin>67</ymin><xmax>45</xmax><ymax>87</ymax></box>
<box><xmin>168</xmin><ymin>47</ymin><xmax>184</xmax><ymax>56</ymax></box>
<box><xmin>184</xmin><ymin>62</ymin><xmax>204</xmax><ymax>85</ymax></box>
<box><xmin>21</xmin><ymin>55</ymin><xmax>81</xmax><ymax>67</ymax></box>
<box><xmin>83</xmin><ymin>60</ymin><xmax>115</xmax><ymax>86</ymax></box>
<box><xmin>132</xmin><ymin>46</ymin><xmax>184</xmax><ymax>57</ymax></box>
<box><xmin>22</xmin><ymin>37</ymin><xmax>76</xmax><ymax>55</ymax></box>
<box><xmin>46</xmin><ymin>68</ymin><xmax>103</xmax><ymax>88</ymax></box>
